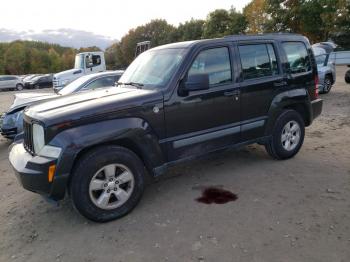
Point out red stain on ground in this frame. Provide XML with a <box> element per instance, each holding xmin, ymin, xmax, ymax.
<box><xmin>196</xmin><ymin>187</ymin><xmax>238</xmax><ymax>204</ymax></box>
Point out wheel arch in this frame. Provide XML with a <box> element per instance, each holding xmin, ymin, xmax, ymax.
<box><xmin>49</xmin><ymin>117</ymin><xmax>166</xmax><ymax>196</ymax></box>
<box><xmin>264</xmin><ymin>89</ymin><xmax>312</xmax><ymax>136</ymax></box>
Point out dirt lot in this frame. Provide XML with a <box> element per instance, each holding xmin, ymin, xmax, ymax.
<box><xmin>0</xmin><ymin>67</ymin><xmax>349</xmax><ymax>262</ymax></box>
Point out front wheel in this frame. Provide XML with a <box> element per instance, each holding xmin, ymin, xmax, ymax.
<box><xmin>265</xmin><ymin>110</ymin><xmax>305</xmax><ymax>160</ymax></box>
<box><xmin>70</xmin><ymin>146</ymin><xmax>146</xmax><ymax>222</ymax></box>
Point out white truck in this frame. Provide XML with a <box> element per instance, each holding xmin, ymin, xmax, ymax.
<box><xmin>53</xmin><ymin>51</ymin><xmax>106</xmax><ymax>91</ymax></box>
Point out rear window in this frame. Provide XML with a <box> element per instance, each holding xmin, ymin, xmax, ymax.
<box><xmin>238</xmin><ymin>44</ymin><xmax>279</xmax><ymax>80</ymax></box>
<box><xmin>282</xmin><ymin>42</ymin><xmax>311</xmax><ymax>74</ymax></box>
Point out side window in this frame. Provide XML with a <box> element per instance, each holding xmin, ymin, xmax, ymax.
<box><xmin>238</xmin><ymin>44</ymin><xmax>278</xmax><ymax>80</ymax></box>
<box><xmin>188</xmin><ymin>47</ymin><xmax>232</xmax><ymax>87</ymax></box>
<box><xmin>83</xmin><ymin>76</ymin><xmax>115</xmax><ymax>90</ymax></box>
<box><xmin>282</xmin><ymin>42</ymin><xmax>311</xmax><ymax>74</ymax></box>
<box><xmin>85</xmin><ymin>55</ymin><xmax>101</xmax><ymax>68</ymax></box>
<box><xmin>92</xmin><ymin>55</ymin><xmax>101</xmax><ymax>66</ymax></box>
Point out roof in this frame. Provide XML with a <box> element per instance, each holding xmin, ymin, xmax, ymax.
<box><xmin>152</xmin><ymin>33</ymin><xmax>308</xmax><ymax>50</ymax></box>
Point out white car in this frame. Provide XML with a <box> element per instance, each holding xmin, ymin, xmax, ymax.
<box><xmin>1</xmin><ymin>71</ymin><xmax>123</xmax><ymax>139</ymax></box>
<box><xmin>0</xmin><ymin>75</ymin><xmax>24</xmax><ymax>91</ymax></box>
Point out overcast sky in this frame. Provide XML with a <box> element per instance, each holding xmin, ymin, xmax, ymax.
<box><xmin>1</xmin><ymin>0</ymin><xmax>251</xmax><ymax>39</ymax></box>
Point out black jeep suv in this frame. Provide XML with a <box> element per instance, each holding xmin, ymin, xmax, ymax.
<box><xmin>9</xmin><ymin>34</ymin><xmax>322</xmax><ymax>222</ymax></box>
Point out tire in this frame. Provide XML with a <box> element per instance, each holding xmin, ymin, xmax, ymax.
<box><xmin>16</xmin><ymin>84</ymin><xmax>24</xmax><ymax>91</ymax></box>
<box><xmin>70</xmin><ymin>145</ymin><xmax>146</xmax><ymax>222</ymax></box>
<box><xmin>265</xmin><ymin>110</ymin><xmax>305</xmax><ymax>160</ymax></box>
<box><xmin>345</xmin><ymin>70</ymin><xmax>350</xmax><ymax>84</ymax></box>
<box><xmin>320</xmin><ymin>75</ymin><xmax>332</xmax><ymax>94</ymax></box>
<box><xmin>34</xmin><ymin>84</ymin><xmax>40</xmax><ymax>89</ymax></box>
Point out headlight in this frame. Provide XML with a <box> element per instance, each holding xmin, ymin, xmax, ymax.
<box><xmin>62</xmin><ymin>79</ymin><xmax>69</xmax><ymax>86</ymax></box>
<box><xmin>32</xmin><ymin>123</ymin><xmax>62</xmax><ymax>158</ymax></box>
<box><xmin>2</xmin><ymin>111</ymin><xmax>21</xmax><ymax>128</ymax></box>
<box><xmin>33</xmin><ymin>124</ymin><xmax>45</xmax><ymax>153</ymax></box>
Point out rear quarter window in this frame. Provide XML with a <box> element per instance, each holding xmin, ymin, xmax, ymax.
<box><xmin>282</xmin><ymin>42</ymin><xmax>311</xmax><ymax>74</ymax></box>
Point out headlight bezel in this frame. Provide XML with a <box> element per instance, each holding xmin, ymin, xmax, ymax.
<box><xmin>31</xmin><ymin>122</ymin><xmax>62</xmax><ymax>158</ymax></box>
<box><xmin>2</xmin><ymin>111</ymin><xmax>21</xmax><ymax>128</ymax></box>
<box><xmin>33</xmin><ymin>123</ymin><xmax>45</xmax><ymax>154</ymax></box>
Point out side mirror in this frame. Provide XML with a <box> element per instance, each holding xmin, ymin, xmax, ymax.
<box><xmin>184</xmin><ymin>73</ymin><xmax>210</xmax><ymax>91</ymax></box>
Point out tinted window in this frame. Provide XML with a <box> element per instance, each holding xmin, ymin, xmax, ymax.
<box><xmin>83</xmin><ymin>76</ymin><xmax>115</xmax><ymax>90</ymax></box>
<box><xmin>238</xmin><ymin>44</ymin><xmax>278</xmax><ymax>80</ymax></box>
<box><xmin>2</xmin><ymin>76</ymin><xmax>15</xmax><ymax>81</ymax></box>
<box><xmin>188</xmin><ymin>47</ymin><xmax>232</xmax><ymax>87</ymax></box>
<box><xmin>282</xmin><ymin>42</ymin><xmax>311</xmax><ymax>74</ymax></box>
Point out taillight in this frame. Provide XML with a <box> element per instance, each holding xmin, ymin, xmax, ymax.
<box><xmin>314</xmin><ymin>75</ymin><xmax>319</xmax><ymax>99</ymax></box>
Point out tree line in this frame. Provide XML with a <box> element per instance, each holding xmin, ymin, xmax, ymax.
<box><xmin>1</xmin><ymin>0</ymin><xmax>349</xmax><ymax>74</ymax></box>
<box><xmin>0</xmin><ymin>41</ymin><xmax>101</xmax><ymax>75</ymax></box>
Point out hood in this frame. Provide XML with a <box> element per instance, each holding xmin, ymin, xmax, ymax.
<box><xmin>9</xmin><ymin>92</ymin><xmax>58</xmax><ymax>112</ymax></box>
<box><xmin>25</xmin><ymin>87</ymin><xmax>163</xmax><ymax>127</ymax></box>
<box><xmin>54</xmin><ymin>68</ymin><xmax>83</xmax><ymax>79</ymax></box>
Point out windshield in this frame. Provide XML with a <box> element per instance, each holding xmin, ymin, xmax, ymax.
<box><xmin>315</xmin><ymin>54</ymin><xmax>327</xmax><ymax>66</ymax></box>
<box><xmin>31</xmin><ymin>76</ymin><xmax>41</xmax><ymax>81</ymax></box>
<box><xmin>58</xmin><ymin>74</ymin><xmax>93</xmax><ymax>95</ymax></box>
<box><xmin>74</xmin><ymin>54</ymin><xmax>84</xmax><ymax>69</ymax></box>
<box><xmin>118</xmin><ymin>48</ymin><xmax>186</xmax><ymax>89</ymax></box>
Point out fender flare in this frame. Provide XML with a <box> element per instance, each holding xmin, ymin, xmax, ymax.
<box><xmin>50</xmin><ymin>117</ymin><xmax>166</xmax><ymax>184</ymax></box>
<box><xmin>264</xmin><ymin>88</ymin><xmax>312</xmax><ymax>135</ymax></box>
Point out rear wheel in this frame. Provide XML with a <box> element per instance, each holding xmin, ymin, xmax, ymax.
<box><xmin>16</xmin><ymin>84</ymin><xmax>24</xmax><ymax>91</ymax></box>
<box><xmin>345</xmin><ymin>70</ymin><xmax>350</xmax><ymax>84</ymax></box>
<box><xmin>265</xmin><ymin>110</ymin><xmax>305</xmax><ymax>160</ymax></box>
<box><xmin>70</xmin><ymin>146</ymin><xmax>146</xmax><ymax>222</ymax></box>
<box><xmin>321</xmin><ymin>75</ymin><xmax>332</xmax><ymax>94</ymax></box>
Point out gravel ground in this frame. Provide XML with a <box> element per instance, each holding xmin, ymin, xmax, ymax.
<box><xmin>0</xmin><ymin>67</ymin><xmax>349</xmax><ymax>262</ymax></box>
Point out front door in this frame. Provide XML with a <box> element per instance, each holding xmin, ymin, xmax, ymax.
<box><xmin>163</xmin><ymin>45</ymin><xmax>241</xmax><ymax>161</ymax></box>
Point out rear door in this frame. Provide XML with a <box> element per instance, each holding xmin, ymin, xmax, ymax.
<box><xmin>237</xmin><ymin>41</ymin><xmax>284</xmax><ymax>141</ymax></box>
<box><xmin>2</xmin><ymin>76</ymin><xmax>12</xmax><ymax>88</ymax></box>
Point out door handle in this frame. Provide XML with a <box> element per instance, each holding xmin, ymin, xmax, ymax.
<box><xmin>224</xmin><ymin>90</ymin><xmax>240</xmax><ymax>97</ymax></box>
<box><xmin>273</xmin><ymin>81</ymin><xmax>287</xmax><ymax>87</ymax></box>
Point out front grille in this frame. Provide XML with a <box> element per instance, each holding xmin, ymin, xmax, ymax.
<box><xmin>23</xmin><ymin>120</ymin><xmax>35</xmax><ymax>154</ymax></box>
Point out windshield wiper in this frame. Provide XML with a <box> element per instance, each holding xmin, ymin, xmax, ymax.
<box><xmin>117</xmin><ymin>82</ymin><xmax>144</xmax><ymax>89</ymax></box>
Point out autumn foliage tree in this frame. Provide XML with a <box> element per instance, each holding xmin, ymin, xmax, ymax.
<box><xmin>1</xmin><ymin>1</ymin><xmax>349</xmax><ymax>74</ymax></box>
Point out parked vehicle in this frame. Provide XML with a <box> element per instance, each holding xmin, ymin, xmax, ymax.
<box><xmin>22</xmin><ymin>74</ymin><xmax>40</xmax><ymax>82</ymax></box>
<box><xmin>24</xmin><ymin>74</ymin><xmax>53</xmax><ymax>89</ymax></box>
<box><xmin>53</xmin><ymin>51</ymin><xmax>106</xmax><ymax>91</ymax></box>
<box><xmin>0</xmin><ymin>75</ymin><xmax>24</xmax><ymax>91</ymax></box>
<box><xmin>1</xmin><ymin>71</ymin><xmax>123</xmax><ymax>139</ymax></box>
<box><xmin>9</xmin><ymin>34</ymin><xmax>322</xmax><ymax>222</ymax></box>
<box><xmin>135</xmin><ymin>41</ymin><xmax>151</xmax><ymax>57</ymax></box>
<box><xmin>312</xmin><ymin>43</ymin><xmax>336</xmax><ymax>93</ymax></box>
<box><xmin>346</xmin><ymin>66</ymin><xmax>350</xmax><ymax>84</ymax></box>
